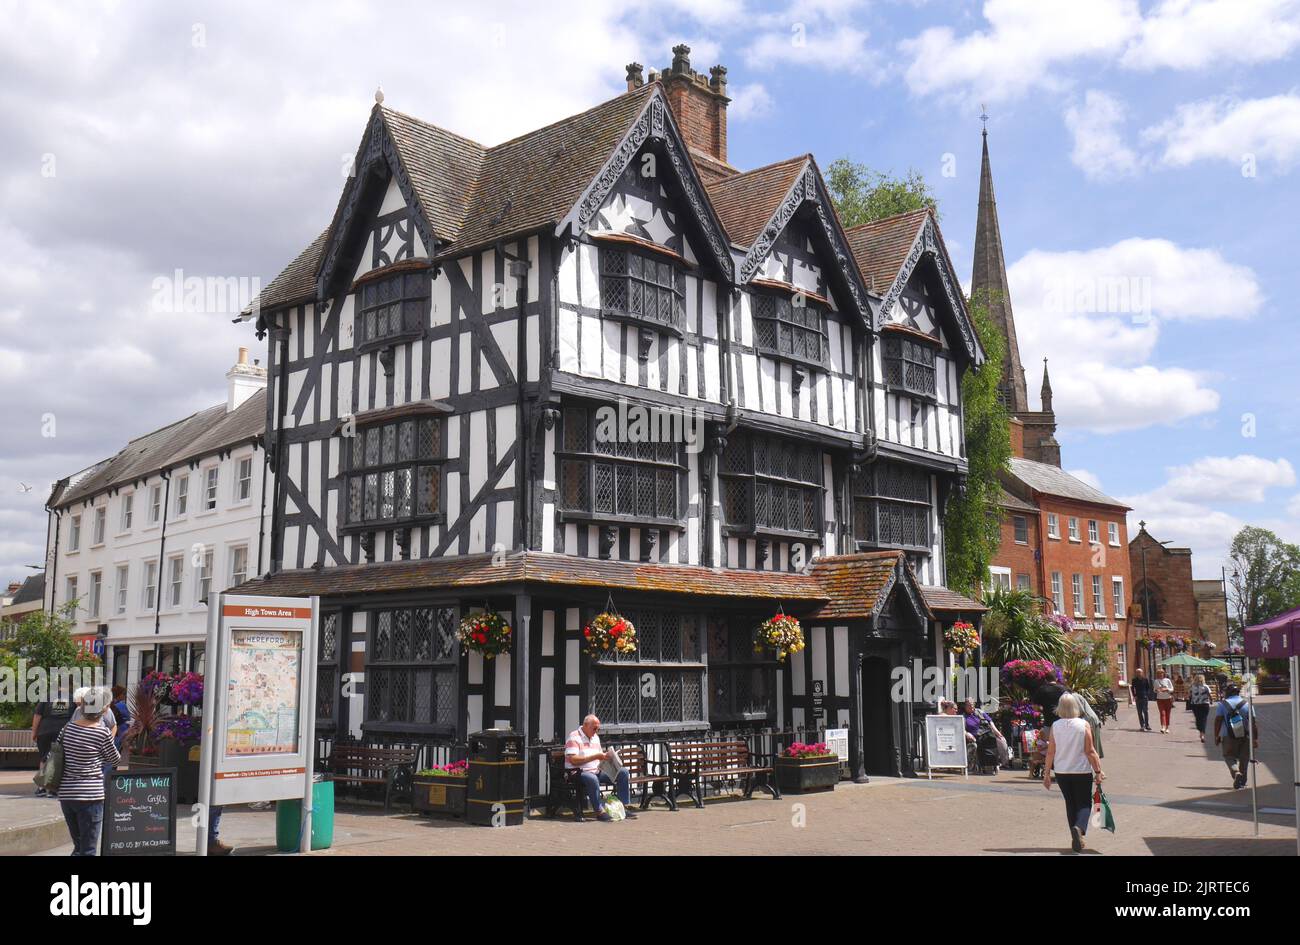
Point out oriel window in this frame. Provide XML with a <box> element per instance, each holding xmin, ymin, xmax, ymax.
<box><xmin>852</xmin><ymin>461</ymin><xmax>932</xmax><ymax>551</ymax></box>
<box><xmin>751</xmin><ymin>292</ymin><xmax>828</xmax><ymax>367</ymax></box>
<box><xmin>599</xmin><ymin>246</ymin><xmax>685</xmax><ymax>334</ymax></box>
<box><xmin>345</xmin><ymin>416</ymin><xmax>446</xmax><ymax>528</ymax></box>
<box><xmin>718</xmin><ymin>430</ymin><xmax>823</xmax><ymax>537</ymax></box>
<box><xmin>356</xmin><ymin>271</ymin><xmax>430</xmax><ymax>350</ymax></box>
<box><xmin>558</xmin><ymin>405</ymin><xmax>681</xmax><ymax>523</ymax></box>
<box><xmin>881</xmin><ymin>334</ymin><xmax>937</xmax><ymax>397</ymax></box>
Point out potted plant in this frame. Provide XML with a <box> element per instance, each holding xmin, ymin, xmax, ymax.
<box><xmin>582</xmin><ymin>612</ymin><xmax>637</xmax><ymax>660</ymax></box>
<box><xmin>122</xmin><ymin>674</ymin><xmax>205</xmax><ymax>803</ymax></box>
<box><xmin>1000</xmin><ymin>659</ymin><xmax>1063</xmax><ymax>694</ymax></box>
<box><xmin>944</xmin><ymin>620</ymin><xmax>981</xmax><ymax>655</ymax></box>
<box><xmin>755</xmin><ymin>612</ymin><xmax>805</xmax><ymax>662</ymax></box>
<box><xmin>775</xmin><ymin>742</ymin><xmax>839</xmax><ymax>794</ymax></box>
<box><xmin>412</xmin><ymin>760</ymin><xmax>469</xmax><ymax>817</ymax></box>
<box><xmin>457</xmin><ymin>611</ymin><xmax>512</xmax><ymax>659</ymax></box>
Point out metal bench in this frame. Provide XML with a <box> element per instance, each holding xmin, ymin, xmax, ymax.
<box><xmin>545</xmin><ymin>743</ymin><xmax>675</xmax><ymax>820</ymax></box>
<box><xmin>326</xmin><ymin>743</ymin><xmax>418</xmax><ymax>812</ymax></box>
<box><xmin>0</xmin><ymin>729</ymin><xmax>39</xmax><ymax>769</ymax></box>
<box><xmin>666</xmin><ymin>739</ymin><xmax>780</xmax><ymax>808</ymax></box>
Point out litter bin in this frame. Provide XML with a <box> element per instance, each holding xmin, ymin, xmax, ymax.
<box><xmin>275</xmin><ymin>777</ymin><xmax>335</xmax><ymax>852</ymax></box>
<box><xmin>467</xmin><ymin>729</ymin><xmax>525</xmax><ymax>826</ymax></box>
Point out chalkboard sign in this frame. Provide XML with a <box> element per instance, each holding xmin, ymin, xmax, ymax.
<box><xmin>104</xmin><ymin>768</ymin><xmax>177</xmax><ymax>856</ymax></box>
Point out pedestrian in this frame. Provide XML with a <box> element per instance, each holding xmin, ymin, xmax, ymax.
<box><xmin>109</xmin><ymin>685</ymin><xmax>131</xmax><ymax>753</ymax></box>
<box><xmin>1187</xmin><ymin>673</ymin><xmax>1213</xmax><ymax>743</ymax></box>
<box><xmin>1213</xmin><ymin>684</ymin><xmax>1259</xmax><ymax>790</ymax></box>
<box><xmin>1043</xmin><ymin>692</ymin><xmax>1105</xmax><ymax>853</ymax></box>
<box><xmin>1153</xmin><ymin>667</ymin><xmax>1175</xmax><ymax>733</ymax></box>
<box><xmin>30</xmin><ymin>695</ymin><xmax>74</xmax><ymax>797</ymax></box>
<box><xmin>57</xmin><ymin>686</ymin><xmax>120</xmax><ymax>856</ymax></box>
<box><xmin>1129</xmin><ymin>668</ymin><xmax>1153</xmax><ymax>732</ymax></box>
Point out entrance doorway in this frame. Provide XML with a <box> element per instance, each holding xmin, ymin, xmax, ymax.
<box><xmin>861</xmin><ymin>655</ymin><xmax>894</xmax><ymax>776</ymax></box>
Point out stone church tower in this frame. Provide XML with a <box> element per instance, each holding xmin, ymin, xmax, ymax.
<box><xmin>971</xmin><ymin>128</ymin><xmax>1060</xmax><ymax>466</ymax></box>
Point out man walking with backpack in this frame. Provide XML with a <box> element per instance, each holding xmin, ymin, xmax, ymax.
<box><xmin>1213</xmin><ymin>684</ymin><xmax>1259</xmax><ymax>789</ymax></box>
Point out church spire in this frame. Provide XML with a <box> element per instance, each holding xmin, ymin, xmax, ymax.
<box><xmin>971</xmin><ymin>125</ymin><xmax>1028</xmax><ymax>414</ymax></box>
<box><xmin>1041</xmin><ymin>357</ymin><xmax>1053</xmax><ymax>412</ymax></box>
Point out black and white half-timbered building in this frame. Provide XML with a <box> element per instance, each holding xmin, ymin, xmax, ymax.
<box><xmin>236</xmin><ymin>47</ymin><xmax>987</xmax><ymax>782</ymax></box>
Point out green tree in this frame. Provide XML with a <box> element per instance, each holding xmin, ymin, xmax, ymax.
<box><xmin>943</xmin><ymin>295</ymin><xmax>1012</xmax><ymax>596</ymax></box>
<box><xmin>0</xmin><ymin>604</ymin><xmax>101</xmax><ymax>727</ymax></box>
<box><xmin>1227</xmin><ymin>526</ymin><xmax>1300</xmax><ymax>630</ymax></box>
<box><xmin>826</xmin><ymin>158</ymin><xmax>938</xmax><ymax>227</ymax></box>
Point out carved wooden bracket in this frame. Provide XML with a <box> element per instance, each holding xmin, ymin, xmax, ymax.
<box><xmin>599</xmin><ymin>525</ymin><xmax>618</xmax><ymax>560</ymax></box>
<box><xmin>642</xmin><ymin>528</ymin><xmax>659</xmax><ymax>563</ymax></box>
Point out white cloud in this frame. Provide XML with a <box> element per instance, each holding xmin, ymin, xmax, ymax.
<box><xmin>1006</xmin><ymin>238</ymin><xmax>1261</xmax><ymax>431</ymax></box>
<box><xmin>1064</xmin><ymin>91</ymin><xmax>1140</xmax><ymax>180</ymax></box>
<box><xmin>1143</xmin><ymin>94</ymin><xmax>1300</xmax><ymax>170</ymax></box>
<box><xmin>1287</xmin><ymin>494</ymin><xmax>1300</xmax><ymax>518</ymax></box>
<box><xmin>1120</xmin><ymin>489</ymin><xmax>1244</xmax><ymax>570</ymax></box>
<box><xmin>728</xmin><ymin>82</ymin><xmax>775</xmax><ymax>120</ymax></box>
<box><xmin>899</xmin><ymin>0</ymin><xmax>1142</xmax><ymax>101</ymax></box>
<box><xmin>744</xmin><ymin>24</ymin><xmax>871</xmax><ymax>72</ymax></box>
<box><xmin>1161</xmin><ymin>455</ymin><xmax>1296</xmax><ymax>503</ymax></box>
<box><xmin>1121</xmin><ymin>0</ymin><xmax>1300</xmax><ymax>71</ymax></box>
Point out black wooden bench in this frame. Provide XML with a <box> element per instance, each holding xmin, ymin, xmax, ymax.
<box><xmin>327</xmin><ymin>743</ymin><xmax>418</xmax><ymax>812</ymax></box>
<box><xmin>545</xmin><ymin>743</ymin><xmax>675</xmax><ymax>820</ymax></box>
<box><xmin>666</xmin><ymin>740</ymin><xmax>780</xmax><ymax>807</ymax></box>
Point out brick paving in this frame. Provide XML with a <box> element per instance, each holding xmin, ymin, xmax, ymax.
<box><xmin>16</xmin><ymin>697</ymin><xmax>1297</xmax><ymax>856</ymax></box>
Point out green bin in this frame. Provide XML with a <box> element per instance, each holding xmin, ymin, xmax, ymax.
<box><xmin>275</xmin><ymin>778</ymin><xmax>334</xmax><ymax>852</ymax></box>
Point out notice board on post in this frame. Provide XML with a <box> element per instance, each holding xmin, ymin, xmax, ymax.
<box><xmin>104</xmin><ymin>768</ymin><xmax>177</xmax><ymax>856</ymax></box>
<box><xmin>204</xmin><ymin>595</ymin><xmax>318</xmax><ymax>806</ymax></box>
<box><xmin>924</xmin><ymin>714</ymin><xmax>968</xmax><ymax>779</ymax></box>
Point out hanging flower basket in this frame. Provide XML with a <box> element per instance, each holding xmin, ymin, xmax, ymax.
<box><xmin>583</xmin><ymin>612</ymin><xmax>637</xmax><ymax>659</ymax></box>
<box><xmin>1001</xmin><ymin>659</ymin><xmax>1063</xmax><ymax>691</ymax></box>
<box><xmin>944</xmin><ymin>620</ymin><xmax>981</xmax><ymax>655</ymax></box>
<box><xmin>457</xmin><ymin>611</ymin><xmax>512</xmax><ymax>658</ymax></box>
<box><xmin>754</xmin><ymin>613</ymin><xmax>805</xmax><ymax>662</ymax></box>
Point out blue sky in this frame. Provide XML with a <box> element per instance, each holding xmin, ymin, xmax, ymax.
<box><xmin>1</xmin><ymin>0</ymin><xmax>1297</xmax><ymax>582</ymax></box>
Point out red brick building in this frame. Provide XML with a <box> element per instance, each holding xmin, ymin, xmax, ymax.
<box><xmin>1130</xmin><ymin>526</ymin><xmax>1207</xmax><ymax>671</ymax></box>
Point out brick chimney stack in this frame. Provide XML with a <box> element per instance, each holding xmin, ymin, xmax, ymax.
<box><xmin>648</xmin><ymin>44</ymin><xmax>734</xmax><ymax>182</ymax></box>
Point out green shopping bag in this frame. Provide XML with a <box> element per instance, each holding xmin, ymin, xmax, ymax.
<box><xmin>1091</xmin><ymin>787</ymin><xmax>1116</xmax><ymax>833</ymax></box>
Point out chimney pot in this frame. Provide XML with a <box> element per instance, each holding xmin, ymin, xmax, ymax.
<box><xmin>625</xmin><ymin>62</ymin><xmax>644</xmax><ymax>91</ymax></box>
<box><xmin>238</xmin><ymin>346</ymin><xmax>249</xmax><ymax>366</ymax></box>
<box><xmin>709</xmin><ymin>64</ymin><xmax>728</xmax><ymax>94</ymax></box>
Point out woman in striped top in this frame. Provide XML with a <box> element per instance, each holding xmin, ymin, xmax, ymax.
<box><xmin>57</xmin><ymin>686</ymin><xmax>121</xmax><ymax>856</ymax></box>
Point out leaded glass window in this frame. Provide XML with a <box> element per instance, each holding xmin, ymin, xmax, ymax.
<box><xmin>356</xmin><ymin>271</ymin><xmax>430</xmax><ymax>350</ymax></box>
<box><xmin>751</xmin><ymin>292</ymin><xmax>828</xmax><ymax>366</ymax></box>
<box><xmin>317</xmin><ymin>612</ymin><xmax>341</xmax><ymax>729</ymax></box>
<box><xmin>345</xmin><ymin>416</ymin><xmax>445</xmax><ymax>527</ymax></box>
<box><xmin>558</xmin><ymin>405</ymin><xmax>681</xmax><ymax>522</ymax></box>
<box><xmin>718</xmin><ymin>430</ymin><xmax>822</xmax><ymax>536</ymax></box>
<box><xmin>365</xmin><ymin>606</ymin><xmax>458</xmax><ymax>732</ymax></box>
<box><xmin>707</xmin><ymin>618</ymin><xmax>777</xmax><ymax>723</ymax></box>
<box><xmin>588</xmin><ymin>608</ymin><xmax>705</xmax><ymax>729</ymax></box>
<box><xmin>882</xmin><ymin>333</ymin><xmax>937</xmax><ymax>397</ymax></box>
<box><xmin>599</xmin><ymin>246</ymin><xmax>686</xmax><ymax>333</ymax></box>
<box><xmin>852</xmin><ymin>461</ymin><xmax>932</xmax><ymax>550</ymax></box>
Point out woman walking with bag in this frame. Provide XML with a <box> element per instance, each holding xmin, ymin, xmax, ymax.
<box><xmin>1187</xmin><ymin>674</ymin><xmax>1213</xmax><ymax>743</ymax></box>
<box><xmin>56</xmin><ymin>686</ymin><xmax>121</xmax><ymax>856</ymax></box>
<box><xmin>1043</xmin><ymin>692</ymin><xmax>1105</xmax><ymax>853</ymax></box>
<box><xmin>1153</xmin><ymin>668</ymin><xmax>1175</xmax><ymax>733</ymax></box>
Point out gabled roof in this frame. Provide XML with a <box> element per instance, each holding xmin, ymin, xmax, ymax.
<box><xmin>705</xmin><ymin>155</ymin><xmax>810</xmax><ymax>247</ymax></box>
<box><xmin>55</xmin><ymin>391</ymin><xmax>266</xmax><ymax>509</ymax></box>
<box><xmin>1005</xmin><ymin>457</ymin><xmax>1128</xmax><ymax>509</ymax></box>
<box><xmin>998</xmin><ymin>486</ymin><xmax>1039</xmax><ymax>513</ymax></box>
<box><xmin>379</xmin><ymin>106</ymin><xmax>486</xmax><ymax>245</ymax></box>
<box><xmin>808</xmin><ymin>551</ymin><xmax>933</xmax><ymax>621</ymax></box>
<box><xmin>844</xmin><ymin>207</ymin><xmax>931</xmax><ymax>296</ymax></box>
<box><xmin>845</xmin><ymin>208</ymin><xmax>985</xmax><ymax>365</ymax></box>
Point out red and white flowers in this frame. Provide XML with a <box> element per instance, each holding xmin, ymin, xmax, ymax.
<box><xmin>583</xmin><ymin>612</ymin><xmax>638</xmax><ymax>659</ymax></box>
<box><xmin>457</xmin><ymin>611</ymin><xmax>512</xmax><ymax>658</ymax></box>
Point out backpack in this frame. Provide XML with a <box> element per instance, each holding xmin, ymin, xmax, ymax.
<box><xmin>1222</xmin><ymin>697</ymin><xmax>1251</xmax><ymax>739</ymax></box>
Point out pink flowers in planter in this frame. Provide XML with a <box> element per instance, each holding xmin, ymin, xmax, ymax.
<box><xmin>784</xmin><ymin>741</ymin><xmax>833</xmax><ymax>759</ymax></box>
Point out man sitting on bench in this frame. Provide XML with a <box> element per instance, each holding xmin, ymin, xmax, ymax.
<box><xmin>565</xmin><ymin>714</ymin><xmax>635</xmax><ymax>821</ymax></box>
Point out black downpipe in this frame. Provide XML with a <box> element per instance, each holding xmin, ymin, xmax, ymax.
<box><xmin>45</xmin><ymin>504</ymin><xmax>61</xmax><ymax>618</ymax></box>
<box><xmin>255</xmin><ymin>437</ymin><xmax>269</xmax><ymax>576</ymax></box>
<box><xmin>270</xmin><ymin>319</ymin><xmax>291</xmax><ymax>572</ymax></box>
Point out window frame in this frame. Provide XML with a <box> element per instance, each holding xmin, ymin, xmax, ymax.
<box><xmin>354</xmin><ymin>268</ymin><xmax>431</xmax><ymax>354</ymax></box>
<box><xmin>851</xmin><ymin>460</ymin><xmax>932</xmax><ymax>553</ymax></box>
<box><xmin>68</xmin><ymin>514</ymin><xmax>81</xmax><ymax>552</ymax></box>
<box><xmin>1071</xmin><ymin>573</ymin><xmax>1085</xmax><ymax>617</ymax></box>
<box><xmin>115</xmin><ymin>564</ymin><xmax>129</xmax><ymax>616</ymax></box>
<box><xmin>719</xmin><ymin>430</ymin><xmax>824</xmax><ymax>540</ymax></box>
<box><xmin>1108</xmin><ymin>521</ymin><xmax>1120</xmax><ymax>546</ymax></box>
<box><xmin>598</xmin><ymin>244</ymin><xmax>687</xmax><ymax>337</ymax></box>
<box><xmin>1016</xmin><ymin>573</ymin><xmax>1032</xmax><ymax>592</ymax></box>
<box><xmin>65</xmin><ymin>575</ymin><xmax>78</xmax><ymax>608</ymax></box>
<box><xmin>1050</xmin><ymin>572</ymin><xmax>1063</xmax><ymax>614</ymax></box>
<box><xmin>1012</xmin><ymin>515</ymin><xmax>1029</xmax><ymax>544</ymax></box>
<box><xmin>1112</xmin><ymin>577</ymin><xmax>1125</xmax><ymax>619</ymax></box>
<box><xmin>173</xmin><ymin>475</ymin><xmax>189</xmax><ymax>517</ymax></box>
<box><xmin>989</xmin><ymin>566</ymin><xmax>1012</xmax><ymax>592</ymax></box>
<box><xmin>556</xmin><ymin>406</ymin><xmax>683</xmax><ymax>528</ymax></box>
<box><xmin>167</xmin><ymin>555</ymin><xmax>184</xmax><ymax>609</ymax></box>
<box><xmin>120</xmin><ymin>493</ymin><xmax>134</xmax><ymax>532</ymax></box>
<box><xmin>92</xmin><ymin>507</ymin><xmax>107</xmax><ymax>546</ymax></box>
<box><xmin>235</xmin><ymin>456</ymin><xmax>253</xmax><ymax>503</ymax></box>
<box><xmin>1068</xmin><ymin>516</ymin><xmax>1080</xmax><ymax>542</ymax></box>
<box><xmin>1092</xmin><ymin>574</ymin><xmax>1105</xmax><ymax>617</ymax></box>
<box><xmin>1047</xmin><ymin>512</ymin><xmax>1060</xmax><ymax>539</ymax></box>
<box><xmin>880</xmin><ymin>330</ymin><xmax>939</xmax><ymax>399</ymax></box>
<box><xmin>196</xmin><ymin>548</ymin><xmax>213</xmax><ymax>606</ymax></box>
<box><xmin>750</xmin><ymin>289</ymin><xmax>829</xmax><ymax>370</ymax></box>
<box><xmin>342</xmin><ymin>414</ymin><xmax>448</xmax><ymax>533</ymax></box>
<box><xmin>149</xmin><ymin>485</ymin><xmax>162</xmax><ymax>525</ymax></box>
<box><xmin>203</xmin><ymin>466</ymin><xmax>220</xmax><ymax>512</ymax></box>
<box><xmin>363</xmin><ymin>605</ymin><xmax>460</xmax><ymax>736</ymax></box>
<box><xmin>229</xmin><ymin>545</ymin><xmax>248</xmax><ymax>588</ymax></box>
<box><xmin>88</xmin><ymin>571</ymin><xmax>102</xmax><ymax>619</ymax></box>
<box><xmin>141</xmin><ymin>560</ymin><xmax>158</xmax><ymax>612</ymax></box>
<box><xmin>1087</xmin><ymin>519</ymin><xmax>1099</xmax><ymax>544</ymax></box>
<box><xmin>588</xmin><ymin>607</ymin><xmax>707</xmax><ymax>733</ymax></box>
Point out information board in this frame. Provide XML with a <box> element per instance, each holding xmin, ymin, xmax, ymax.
<box><xmin>824</xmin><ymin>727</ymin><xmax>849</xmax><ymax>770</ymax></box>
<box><xmin>103</xmin><ymin>768</ymin><xmax>177</xmax><ymax>856</ymax></box>
<box><xmin>924</xmin><ymin>714</ymin><xmax>968</xmax><ymax>778</ymax></box>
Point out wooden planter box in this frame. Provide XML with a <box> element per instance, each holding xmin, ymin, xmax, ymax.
<box><xmin>127</xmin><ymin>741</ymin><xmax>201</xmax><ymax>804</ymax></box>
<box><xmin>412</xmin><ymin>775</ymin><xmax>468</xmax><ymax>817</ymax></box>
<box><xmin>1257</xmin><ymin>678</ymin><xmax>1291</xmax><ymax>694</ymax></box>
<box><xmin>775</xmin><ymin>754</ymin><xmax>841</xmax><ymax>794</ymax></box>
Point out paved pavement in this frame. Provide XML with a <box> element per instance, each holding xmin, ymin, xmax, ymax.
<box><xmin>10</xmin><ymin>696</ymin><xmax>1297</xmax><ymax>856</ymax></box>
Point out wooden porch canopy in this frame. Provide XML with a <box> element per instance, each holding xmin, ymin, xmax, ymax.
<box><xmin>230</xmin><ymin>550</ymin><xmax>984</xmax><ymax>619</ymax></box>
